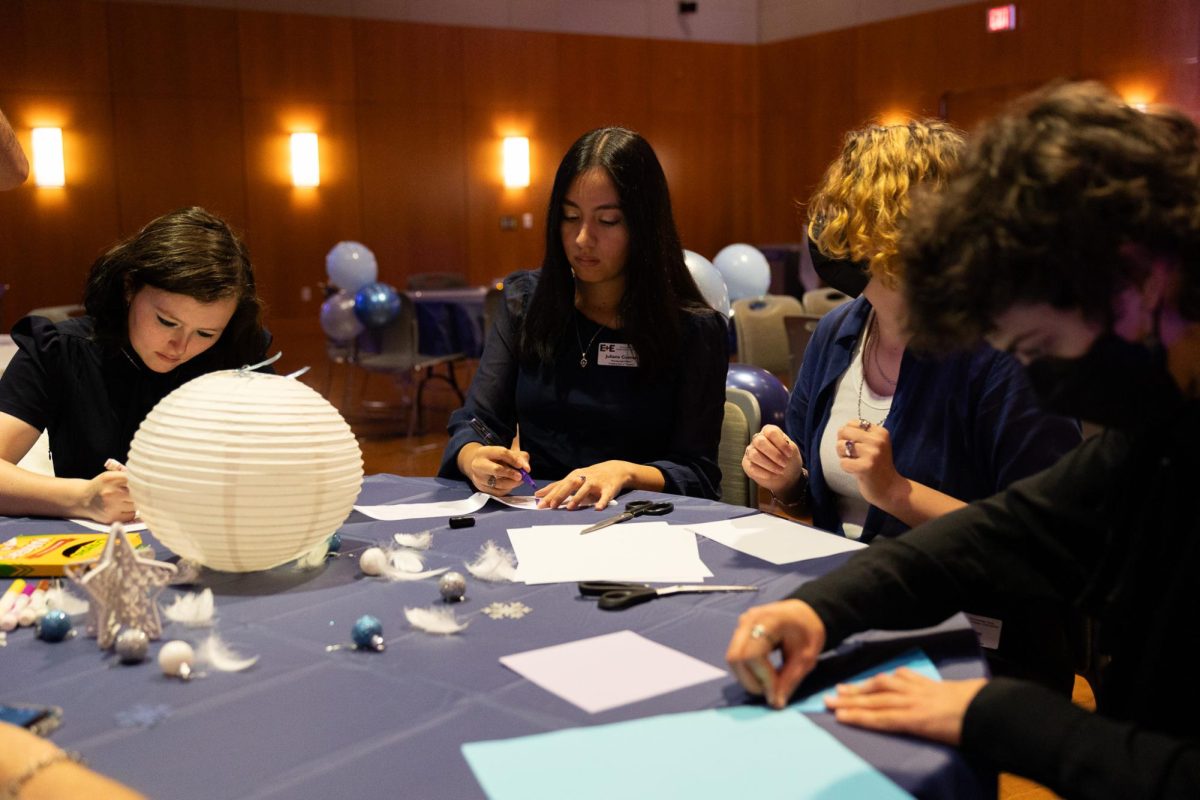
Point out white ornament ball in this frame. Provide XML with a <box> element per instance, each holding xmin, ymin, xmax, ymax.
<box><xmin>126</xmin><ymin>370</ymin><xmax>363</xmax><ymax>572</ymax></box>
<box><xmin>158</xmin><ymin>639</ymin><xmax>195</xmax><ymax>678</ymax></box>
<box><xmin>360</xmin><ymin>547</ymin><xmax>388</xmax><ymax>577</ymax></box>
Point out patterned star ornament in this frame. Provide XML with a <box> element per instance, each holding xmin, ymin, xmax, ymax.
<box><xmin>65</xmin><ymin>524</ymin><xmax>177</xmax><ymax>650</ymax></box>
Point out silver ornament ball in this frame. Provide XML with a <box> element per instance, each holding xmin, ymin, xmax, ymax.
<box><xmin>439</xmin><ymin>571</ymin><xmax>467</xmax><ymax>602</ymax></box>
<box><xmin>115</xmin><ymin>628</ymin><xmax>150</xmax><ymax>664</ymax></box>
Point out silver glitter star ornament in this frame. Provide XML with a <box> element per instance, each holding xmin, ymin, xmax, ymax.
<box><xmin>66</xmin><ymin>523</ymin><xmax>177</xmax><ymax>649</ymax></box>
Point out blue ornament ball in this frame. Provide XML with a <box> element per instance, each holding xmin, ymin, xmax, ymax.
<box><xmin>37</xmin><ymin>610</ymin><xmax>72</xmax><ymax>643</ymax></box>
<box><xmin>351</xmin><ymin>614</ymin><xmax>384</xmax><ymax>649</ymax></box>
<box><xmin>327</xmin><ymin>533</ymin><xmax>342</xmax><ymax>553</ymax></box>
<box><xmin>353</xmin><ymin>282</ymin><xmax>402</xmax><ymax>328</ymax></box>
<box><xmin>726</xmin><ymin>363</ymin><xmax>790</xmax><ymax>428</ymax></box>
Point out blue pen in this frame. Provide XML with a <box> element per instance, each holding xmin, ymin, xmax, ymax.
<box><xmin>468</xmin><ymin>417</ymin><xmax>537</xmax><ymax>489</ymax></box>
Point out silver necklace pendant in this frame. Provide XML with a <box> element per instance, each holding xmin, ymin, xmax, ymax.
<box><xmin>580</xmin><ymin>354</ymin><xmax>588</xmax><ymax>368</ymax></box>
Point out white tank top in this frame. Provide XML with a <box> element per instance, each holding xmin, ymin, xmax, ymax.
<box><xmin>817</xmin><ymin>323</ymin><xmax>894</xmax><ymax>540</ymax></box>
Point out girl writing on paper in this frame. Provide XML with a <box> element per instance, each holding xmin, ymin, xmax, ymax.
<box><xmin>740</xmin><ymin>120</ymin><xmax>1082</xmax><ymax>692</ymax></box>
<box><xmin>0</xmin><ymin>207</ymin><xmax>268</xmax><ymax>523</ymax></box>
<box><xmin>439</xmin><ymin>127</ymin><xmax>728</xmax><ymax>510</ymax></box>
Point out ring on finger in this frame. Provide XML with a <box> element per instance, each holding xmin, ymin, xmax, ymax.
<box><xmin>578</xmin><ymin>474</ymin><xmax>587</xmax><ymax>483</ymax></box>
<box><xmin>750</xmin><ymin>623</ymin><xmax>770</xmax><ymax>640</ymax></box>
<box><xmin>844</xmin><ymin>440</ymin><xmax>856</xmax><ymax>458</ymax></box>
<box><xmin>486</xmin><ymin>474</ymin><xmax>497</xmax><ymax>488</ymax></box>
<box><xmin>858</xmin><ymin>418</ymin><xmax>871</xmax><ymax>431</ymax></box>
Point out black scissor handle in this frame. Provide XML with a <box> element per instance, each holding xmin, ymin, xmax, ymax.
<box><xmin>578</xmin><ymin>581</ymin><xmax>647</xmax><ymax>597</ymax></box>
<box><xmin>596</xmin><ymin>587</ymin><xmax>657</xmax><ymax>610</ymax></box>
<box><xmin>625</xmin><ymin>500</ymin><xmax>674</xmax><ymax>518</ymax></box>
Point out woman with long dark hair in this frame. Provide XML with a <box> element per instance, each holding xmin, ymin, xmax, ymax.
<box><xmin>0</xmin><ymin>206</ymin><xmax>268</xmax><ymax>523</ymax></box>
<box><xmin>439</xmin><ymin>127</ymin><xmax>728</xmax><ymax>509</ymax></box>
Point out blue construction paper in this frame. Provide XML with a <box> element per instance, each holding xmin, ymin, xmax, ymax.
<box><xmin>462</xmin><ymin>705</ymin><xmax>913</xmax><ymax>800</ymax></box>
<box><xmin>792</xmin><ymin>642</ymin><xmax>940</xmax><ymax>714</ymax></box>
<box><xmin>790</xmin><ymin>647</ymin><xmax>941</xmax><ymax>712</ymax></box>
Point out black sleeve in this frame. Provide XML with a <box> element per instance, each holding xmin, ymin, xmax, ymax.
<box><xmin>963</xmin><ymin>679</ymin><xmax>1200</xmax><ymax>799</ymax></box>
<box><xmin>0</xmin><ymin>316</ymin><xmax>63</xmax><ymax>433</ymax></box>
<box><xmin>647</xmin><ymin>309</ymin><xmax>728</xmax><ymax>499</ymax></box>
<box><xmin>437</xmin><ymin>273</ymin><xmax>531</xmax><ymax>480</ymax></box>
<box><xmin>788</xmin><ymin>431</ymin><xmax>1124</xmax><ymax>647</ymax></box>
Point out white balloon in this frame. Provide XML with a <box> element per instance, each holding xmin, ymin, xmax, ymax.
<box><xmin>683</xmin><ymin>249</ymin><xmax>731</xmax><ymax>317</ymax></box>
<box><xmin>325</xmin><ymin>241</ymin><xmax>379</xmax><ymax>294</ymax></box>
<box><xmin>713</xmin><ymin>243</ymin><xmax>771</xmax><ymax>301</ymax></box>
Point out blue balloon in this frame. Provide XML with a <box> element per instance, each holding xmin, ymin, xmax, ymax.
<box><xmin>683</xmin><ymin>249</ymin><xmax>731</xmax><ymax>316</ymax></box>
<box><xmin>326</xmin><ymin>241</ymin><xmax>379</xmax><ymax>294</ymax></box>
<box><xmin>713</xmin><ymin>243</ymin><xmax>771</xmax><ymax>301</ymax></box>
<box><xmin>353</xmin><ymin>282</ymin><xmax>401</xmax><ymax>328</ymax></box>
<box><xmin>726</xmin><ymin>363</ymin><xmax>789</xmax><ymax>428</ymax></box>
<box><xmin>319</xmin><ymin>290</ymin><xmax>365</xmax><ymax>343</ymax></box>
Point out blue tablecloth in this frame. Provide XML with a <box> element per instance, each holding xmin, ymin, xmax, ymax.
<box><xmin>0</xmin><ymin>476</ymin><xmax>994</xmax><ymax>799</ymax></box>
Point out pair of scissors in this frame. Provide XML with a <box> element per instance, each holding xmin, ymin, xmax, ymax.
<box><xmin>578</xmin><ymin>581</ymin><xmax>758</xmax><ymax>610</ymax></box>
<box><xmin>580</xmin><ymin>500</ymin><xmax>674</xmax><ymax>534</ymax></box>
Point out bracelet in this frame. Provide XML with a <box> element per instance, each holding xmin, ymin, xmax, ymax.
<box><xmin>770</xmin><ymin>469</ymin><xmax>809</xmax><ymax>509</ymax></box>
<box><xmin>2</xmin><ymin>749</ymin><xmax>86</xmax><ymax>800</ymax></box>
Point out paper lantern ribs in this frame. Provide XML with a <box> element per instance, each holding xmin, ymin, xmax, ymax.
<box><xmin>126</xmin><ymin>370</ymin><xmax>363</xmax><ymax>572</ymax></box>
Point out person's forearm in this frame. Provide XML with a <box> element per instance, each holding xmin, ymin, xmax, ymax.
<box><xmin>0</xmin><ymin>108</ymin><xmax>30</xmax><ymax>190</ymax></box>
<box><xmin>877</xmin><ymin>478</ymin><xmax>966</xmax><ymax>528</ymax></box>
<box><xmin>625</xmin><ymin>462</ymin><xmax>666</xmax><ymax>492</ymax></box>
<box><xmin>0</xmin><ymin>723</ymin><xmax>144</xmax><ymax>800</ymax></box>
<box><xmin>0</xmin><ymin>461</ymin><xmax>85</xmax><ymax>519</ymax></box>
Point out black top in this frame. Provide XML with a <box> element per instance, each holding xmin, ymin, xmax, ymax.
<box><xmin>789</xmin><ymin>379</ymin><xmax>1200</xmax><ymax>798</ymax></box>
<box><xmin>438</xmin><ymin>270</ymin><xmax>728</xmax><ymax>498</ymax></box>
<box><xmin>0</xmin><ymin>315</ymin><xmax>269</xmax><ymax>479</ymax></box>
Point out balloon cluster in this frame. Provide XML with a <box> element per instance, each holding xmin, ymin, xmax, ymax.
<box><xmin>319</xmin><ymin>241</ymin><xmax>402</xmax><ymax>341</ymax></box>
<box><xmin>682</xmin><ymin>243</ymin><xmax>771</xmax><ymax>316</ymax></box>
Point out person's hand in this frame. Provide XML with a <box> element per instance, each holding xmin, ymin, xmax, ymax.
<box><xmin>837</xmin><ymin>420</ymin><xmax>904</xmax><ymax>509</ymax></box>
<box><xmin>726</xmin><ymin>599</ymin><xmax>826</xmax><ymax>709</ymax></box>
<box><xmin>461</xmin><ymin>443</ymin><xmax>531</xmax><ymax>496</ymax></box>
<box><xmin>534</xmin><ymin>460</ymin><xmax>634</xmax><ymax>510</ymax></box>
<box><xmin>741</xmin><ymin>424</ymin><xmax>806</xmax><ymax>498</ymax></box>
<box><xmin>76</xmin><ymin>471</ymin><xmax>135</xmax><ymax>523</ymax></box>
<box><xmin>825</xmin><ymin>670</ymin><xmax>988</xmax><ymax>746</ymax></box>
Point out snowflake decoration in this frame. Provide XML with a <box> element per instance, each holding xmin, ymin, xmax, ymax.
<box><xmin>482</xmin><ymin>601</ymin><xmax>532</xmax><ymax>620</ymax></box>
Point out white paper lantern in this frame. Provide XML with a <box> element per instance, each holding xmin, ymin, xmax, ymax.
<box><xmin>126</xmin><ymin>369</ymin><xmax>363</xmax><ymax>572</ymax></box>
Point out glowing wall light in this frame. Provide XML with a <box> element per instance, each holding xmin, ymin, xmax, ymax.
<box><xmin>502</xmin><ymin>136</ymin><xmax>530</xmax><ymax>188</ymax></box>
<box><xmin>32</xmin><ymin>128</ymin><xmax>65</xmax><ymax>187</ymax></box>
<box><xmin>291</xmin><ymin>132</ymin><xmax>320</xmax><ymax>187</ymax></box>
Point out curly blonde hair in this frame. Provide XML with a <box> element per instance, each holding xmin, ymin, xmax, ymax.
<box><xmin>807</xmin><ymin>119</ymin><xmax>965</xmax><ymax>287</ymax></box>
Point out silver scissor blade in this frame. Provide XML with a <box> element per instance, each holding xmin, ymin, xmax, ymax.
<box><xmin>658</xmin><ymin>584</ymin><xmax>759</xmax><ymax>595</ymax></box>
<box><xmin>579</xmin><ymin>513</ymin><xmax>632</xmax><ymax>534</ymax></box>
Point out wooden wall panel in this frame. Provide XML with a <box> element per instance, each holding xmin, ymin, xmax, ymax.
<box><xmin>238</xmin><ymin>11</ymin><xmax>357</xmax><ymax>102</ymax></box>
<box><xmin>241</xmin><ymin>101</ymin><xmax>362</xmax><ymax>319</ymax></box>
<box><xmin>0</xmin><ymin>0</ymin><xmax>110</xmax><ymax>94</ymax></box>
<box><xmin>107</xmin><ymin>3</ymin><xmax>241</xmax><ymax>98</ymax></box>
<box><xmin>357</xmin><ymin>102</ymin><xmax>469</xmax><ymax>285</ymax></box>
<box><xmin>554</xmin><ymin>35</ymin><xmax>651</xmax><ymax>123</ymax></box>
<box><xmin>462</xmin><ymin>28</ymin><xmax>560</xmax><ymax>111</ymax></box>
<box><xmin>0</xmin><ymin>91</ymin><xmax>120</xmax><ymax>320</ymax></box>
<box><xmin>354</xmin><ymin>21</ymin><xmax>465</xmax><ymax>107</ymax></box>
<box><xmin>111</xmin><ymin>94</ymin><xmax>248</xmax><ymax>234</ymax></box>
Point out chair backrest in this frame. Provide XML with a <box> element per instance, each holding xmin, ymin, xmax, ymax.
<box><xmin>356</xmin><ymin>294</ymin><xmax>420</xmax><ymax>365</ymax></box>
<box><xmin>783</xmin><ymin>314</ymin><xmax>822</xmax><ymax>383</ymax></box>
<box><xmin>720</xmin><ymin>385</ymin><xmax>761</xmax><ymax>508</ymax></box>
<box><xmin>407</xmin><ymin>272</ymin><xmax>468</xmax><ymax>291</ymax></box>
<box><xmin>801</xmin><ymin>288</ymin><xmax>852</xmax><ymax>316</ymax></box>
<box><xmin>731</xmin><ymin>294</ymin><xmax>805</xmax><ymax>376</ymax></box>
<box><xmin>26</xmin><ymin>304</ymin><xmax>85</xmax><ymax>323</ymax></box>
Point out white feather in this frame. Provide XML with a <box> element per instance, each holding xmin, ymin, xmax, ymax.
<box><xmin>382</xmin><ymin>548</ymin><xmax>448</xmax><ymax>581</ymax></box>
<box><xmin>196</xmin><ymin>633</ymin><xmax>259</xmax><ymax>672</ymax></box>
<box><xmin>163</xmin><ymin>589</ymin><xmax>215</xmax><ymax>627</ymax></box>
<box><xmin>404</xmin><ymin>606</ymin><xmax>468</xmax><ymax>635</ymax></box>
<box><xmin>465</xmin><ymin>540</ymin><xmax>517</xmax><ymax>583</ymax></box>
<box><xmin>393</xmin><ymin>531</ymin><xmax>432</xmax><ymax>550</ymax></box>
<box><xmin>45</xmin><ymin>586</ymin><xmax>89</xmax><ymax>616</ymax></box>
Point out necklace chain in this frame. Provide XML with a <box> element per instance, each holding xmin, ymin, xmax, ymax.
<box><xmin>858</xmin><ymin>313</ymin><xmax>897</xmax><ymax>426</ymax></box>
<box><xmin>120</xmin><ymin>347</ymin><xmax>143</xmax><ymax>372</ymax></box>
<box><xmin>574</xmin><ymin>317</ymin><xmax>604</xmax><ymax>368</ymax></box>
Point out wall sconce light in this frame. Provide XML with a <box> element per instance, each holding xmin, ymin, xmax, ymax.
<box><xmin>32</xmin><ymin>127</ymin><xmax>65</xmax><ymax>187</ymax></box>
<box><xmin>291</xmin><ymin>132</ymin><xmax>320</xmax><ymax>187</ymax></box>
<box><xmin>502</xmin><ymin>136</ymin><xmax>530</xmax><ymax>188</ymax></box>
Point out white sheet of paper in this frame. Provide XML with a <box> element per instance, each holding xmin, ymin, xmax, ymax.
<box><xmin>354</xmin><ymin>492</ymin><xmax>489</xmax><ymax>521</ymax></box>
<box><xmin>507</xmin><ymin>522</ymin><xmax>712</xmax><ymax>584</ymax></box>
<box><xmin>684</xmin><ymin>513</ymin><xmax>865</xmax><ymax>565</ymax></box>
<box><xmin>489</xmin><ymin>495</ymin><xmax>616</xmax><ymax>510</ymax></box>
<box><xmin>69</xmin><ymin>519</ymin><xmax>149</xmax><ymax>533</ymax></box>
<box><xmin>499</xmin><ymin>630</ymin><xmax>726</xmax><ymax>714</ymax></box>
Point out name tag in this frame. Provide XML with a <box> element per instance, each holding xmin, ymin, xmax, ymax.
<box><xmin>597</xmin><ymin>343</ymin><xmax>638</xmax><ymax>367</ymax></box>
<box><xmin>964</xmin><ymin>613</ymin><xmax>1002</xmax><ymax>650</ymax></box>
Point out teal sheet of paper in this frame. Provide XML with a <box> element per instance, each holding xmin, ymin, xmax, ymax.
<box><xmin>790</xmin><ymin>647</ymin><xmax>941</xmax><ymax>712</ymax></box>
<box><xmin>462</xmin><ymin>705</ymin><xmax>913</xmax><ymax>800</ymax></box>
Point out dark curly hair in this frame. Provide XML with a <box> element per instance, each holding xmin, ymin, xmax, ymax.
<box><xmin>83</xmin><ymin>207</ymin><xmax>266</xmax><ymax>365</ymax></box>
<box><xmin>903</xmin><ymin>81</ymin><xmax>1200</xmax><ymax>351</ymax></box>
<box><xmin>521</xmin><ymin>127</ymin><xmax>713</xmax><ymax>374</ymax></box>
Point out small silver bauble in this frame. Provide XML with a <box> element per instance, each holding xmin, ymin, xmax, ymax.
<box><xmin>115</xmin><ymin>627</ymin><xmax>150</xmax><ymax>664</ymax></box>
<box><xmin>438</xmin><ymin>571</ymin><xmax>467</xmax><ymax>602</ymax></box>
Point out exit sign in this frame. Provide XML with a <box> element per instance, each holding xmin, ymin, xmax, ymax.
<box><xmin>988</xmin><ymin>4</ymin><xmax>1017</xmax><ymax>31</ymax></box>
